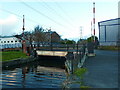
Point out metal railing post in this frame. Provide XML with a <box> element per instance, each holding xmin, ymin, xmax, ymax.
<box><xmin>67</xmin><ymin>44</ymin><xmax>69</xmax><ymax>51</ymax></box>
<box><xmin>77</xmin><ymin>43</ymin><xmax>78</xmax><ymax>53</ymax></box>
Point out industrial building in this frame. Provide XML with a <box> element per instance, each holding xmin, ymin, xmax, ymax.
<box><xmin>98</xmin><ymin>18</ymin><xmax>120</xmax><ymax>46</ymax></box>
<box><xmin>118</xmin><ymin>1</ymin><xmax>120</xmax><ymax>18</ymax></box>
<box><xmin>0</xmin><ymin>36</ymin><xmax>22</xmax><ymax>50</ymax></box>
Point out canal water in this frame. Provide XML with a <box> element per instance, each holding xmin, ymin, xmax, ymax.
<box><xmin>1</xmin><ymin>57</ymin><xmax>67</xmax><ymax>88</ymax></box>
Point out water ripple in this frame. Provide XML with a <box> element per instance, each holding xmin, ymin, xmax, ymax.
<box><xmin>2</xmin><ymin>60</ymin><xmax>66</xmax><ymax>88</ymax></box>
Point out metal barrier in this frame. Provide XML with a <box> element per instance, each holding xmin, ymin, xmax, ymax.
<box><xmin>33</xmin><ymin>43</ymin><xmax>84</xmax><ymax>52</ymax></box>
<box><xmin>65</xmin><ymin>44</ymin><xmax>87</xmax><ymax>74</ymax></box>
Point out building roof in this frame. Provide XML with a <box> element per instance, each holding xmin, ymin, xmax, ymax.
<box><xmin>98</xmin><ymin>18</ymin><xmax>120</xmax><ymax>23</ymax></box>
<box><xmin>0</xmin><ymin>36</ymin><xmax>14</xmax><ymax>38</ymax></box>
<box><xmin>0</xmin><ymin>36</ymin><xmax>21</xmax><ymax>42</ymax></box>
<box><xmin>45</xmin><ymin>31</ymin><xmax>60</xmax><ymax>37</ymax></box>
<box><xmin>98</xmin><ymin>18</ymin><xmax>120</xmax><ymax>26</ymax></box>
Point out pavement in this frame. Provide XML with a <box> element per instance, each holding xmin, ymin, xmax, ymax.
<box><xmin>83</xmin><ymin>50</ymin><xmax>118</xmax><ymax>88</ymax></box>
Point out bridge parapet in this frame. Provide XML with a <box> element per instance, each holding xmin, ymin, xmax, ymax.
<box><xmin>36</xmin><ymin>51</ymin><xmax>68</xmax><ymax>57</ymax></box>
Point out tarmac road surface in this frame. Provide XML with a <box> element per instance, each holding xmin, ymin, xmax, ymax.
<box><xmin>83</xmin><ymin>50</ymin><xmax>118</xmax><ymax>88</ymax></box>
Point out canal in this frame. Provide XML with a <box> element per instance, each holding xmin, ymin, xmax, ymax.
<box><xmin>1</xmin><ymin>56</ymin><xmax>67</xmax><ymax>88</ymax></box>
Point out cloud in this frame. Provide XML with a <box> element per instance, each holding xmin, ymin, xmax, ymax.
<box><xmin>0</xmin><ymin>14</ymin><xmax>18</xmax><ymax>36</ymax></box>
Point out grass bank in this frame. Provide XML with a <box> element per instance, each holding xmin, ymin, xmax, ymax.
<box><xmin>98</xmin><ymin>46</ymin><xmax>119</xmax><ymax>50</ymax></box>
<box><xmin>1</xmin><ymin>51</ymin><xmax>28</xmax><ymax>62</ymax></box>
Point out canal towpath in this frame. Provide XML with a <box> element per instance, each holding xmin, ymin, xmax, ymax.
<box><xmin>83</xmin><ymin>50</ymin><xmax>118</xmax><ymax>88</ymax></box>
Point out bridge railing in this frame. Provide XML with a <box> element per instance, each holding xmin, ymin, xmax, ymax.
<box><xmin>33</xmin><ymin>43</ymin><xmax>84</xmax><ymax>52</ymax></box>
<box><xmin>65</xmin><ymin>44</ymin><xmax>87</xmax><ymax>74</ymax></box>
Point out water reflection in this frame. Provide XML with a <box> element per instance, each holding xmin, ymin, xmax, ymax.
<box><xmin>2</xmin><ymin>58</ymin><xmax>66</xmax><ymax>88</ymax></box>
<box><xmin>22</xmin><ymin>66</ymin><xmax>29</xmax><ymax>78</ymax></box>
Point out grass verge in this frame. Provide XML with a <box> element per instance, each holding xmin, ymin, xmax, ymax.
<box><xmin>80</xmin><ymin>86</ymin><xmax>91</xmax><ymax>88</ymax></box>
<box><xmin>74</xmin><ymin>68</ymin><xmax>91</xmax><ymax>88</ymax></box>
<box><xmin>74</xmin><ymin>68</ymin><xmax>87</xmax><ymax>79</ymax></box>
<box><xmin>98</xmin><ymin>46</ymin><xmax>119</xmax><ymax>50</ymax></box>
<box><xmin>1</xmin><ymin>51</ymin><xmax>28</xmax><ymax>62</ymax></box>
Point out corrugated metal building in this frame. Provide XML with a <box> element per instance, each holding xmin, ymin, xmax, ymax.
<box><xmin>118</xmin><ymin>1</ymin><xmax>120</xmax><ymax>18</ymax></box>
<box><xmin>98</xmin><ymin>18</ymin><xmax>120</xmax><ymax>46</ymax></box>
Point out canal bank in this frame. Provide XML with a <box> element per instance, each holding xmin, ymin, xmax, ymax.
<box><xmin>2</xmin><ymin>57</ymin><xmax>37</xmax><ymax>69</ymax></box>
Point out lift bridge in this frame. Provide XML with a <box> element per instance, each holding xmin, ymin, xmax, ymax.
<box><xmin>32</xmin><ymin>44</ymin><xmax>87</xmax><ymax>74</ymax></box>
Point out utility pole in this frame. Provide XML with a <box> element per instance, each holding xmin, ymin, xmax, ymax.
<box><xmin>91</xmin><ymin>21</ymin><xmax>93</xmax><ymax>41</ymax></box>
<box><xmin>91</xmin><ymin>21</ymin><xmax>92</xmax><ymax>37</ymax></box>
<box><xmin>22</xmin><ymin>15</ymin><xmax>26</xmax><ymax>53</ymax></box>
<box><xmin>80</xmin><ymin>26</ymin><xmax>82</xmax><ymax>41</ymax></box>
<box><xmin>22</xmin><ymin>15</ymin><xmax>25</xmax><ymax>34</ymax></box>
<box><xmin>86</xmin><ymin>2</ymin><xmax>96</xmax><ymax>56</ymax></box>
<box><xmin>93</xmin><ymin>2</ymin><xmax>96</xmax><ymax>42</ymax></box>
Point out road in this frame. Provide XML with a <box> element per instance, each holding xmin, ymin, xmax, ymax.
<box><xmin>83</xmin><ymin>50</ymin><xmax>118</xmax><ymax>88</ymax></box>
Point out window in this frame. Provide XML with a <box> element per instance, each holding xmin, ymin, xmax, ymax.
<box><xmin>15</xmin><ymin>41</ymin><xmax>17</xmax><ymax>42</ymax></box>
<box><xmin>1</xmin><ymin>41</ymin><xmax>3</xmax><ymax>43</ymax></box>
<box><xmin>4</xmin><ymin>41</ymin><xmax>6</xmax><ymax>43</ymax></box>
<box><xmin>8</xmin><ymin>41</ymin><xmax>9</xmax><ymax>43</ymax></box>
<box><xmin>11</xmin><ymin>41</ymin><xmax>13</xmax><ymax>43</ymax></box>
<box><xmin>19</xmin><ymin>40</ymin><xmax>21</xmax><ymax>42</ymax></box>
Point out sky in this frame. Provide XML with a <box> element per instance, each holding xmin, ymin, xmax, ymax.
<box><xmin>0</xmin><ymin>0</ymin><xmax>119</xmax><ymax>41</ymax></box>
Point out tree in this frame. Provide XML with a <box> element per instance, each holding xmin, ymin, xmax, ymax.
<box><xmin>87</xmin><ymin>36</ymin><xmax>99</xmax><ymax>49</ymax></box>
<box><xmin>66</xmin><ymin>40</ymin><xmax>76</xmax><ymax>44</ymax></box>
<box><xmin>24</xmin><ymin>31</ymin><xmax>34</xmax><ymax>49</ymax></box>
<box><xmin>87</xmin><ymin>36</ymin><xmax>98</xmax><ymax>42</ymax></box>
<box><xmin>33</xmin><ymin>25</ymin><xmax>46</xmax><ymax>47</ymax></box>
<box><xmin>60</xmin><ymin>39</ymin><xmax>76</xmax><ymax>44</ymax></box>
